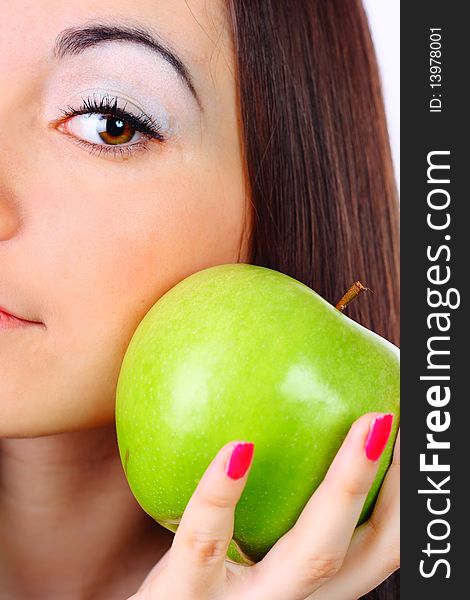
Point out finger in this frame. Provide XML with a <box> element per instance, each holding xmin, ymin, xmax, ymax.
<box><xmin>305</xmin><ymin>429</ymin><xmax>400</xmax><ymax>600</ymax></box>
<box><xmin>251</xmin><ymin>412</ymin><xmax>395</xmax><ymax>600</ymax></box>
<box><xmin>165</xmin><ymin>440</ymin><xmax>254</xmax><ymax>598</ymax></box>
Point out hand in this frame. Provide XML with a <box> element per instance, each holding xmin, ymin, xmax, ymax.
<box><xmin>305</xmin><ymin>428</ymin><xmax>400</xmax><ymax>600</ymax></box>
<box><xmin>129</xmin><ymin>413</ymin><xmax>399</xmax><ymax>600</ymax></box>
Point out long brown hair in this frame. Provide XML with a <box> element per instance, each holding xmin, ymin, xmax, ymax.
<box><xmin>227</xmin><ymin>0</ymin><xmax>400</xmax><ymax>598</ymax></box>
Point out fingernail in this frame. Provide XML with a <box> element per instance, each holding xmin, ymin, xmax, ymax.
<box><xmin>365</xmin><ymin>414</ymin><xmax>394</xmax><ymax>461</ymax></box>
<box><xmin>226</xmin><ymin>442</ymin><xmax>254</xmax><ymax>480</ymax></box>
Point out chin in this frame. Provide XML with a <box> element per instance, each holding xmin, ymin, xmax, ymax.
<box><xmin>0</xmin><ymin>364</ymin><xmax>118</xmax><ymax>438</ymax></box>
<box><xmin>0</xmin><ymin>415</ymin><xmax>60</xmax><ymax>439</ymax></box>
<box><xmin>0</xmin><ymin>404</ymin><xmax>114</xmax><ymax>439</ymax></box>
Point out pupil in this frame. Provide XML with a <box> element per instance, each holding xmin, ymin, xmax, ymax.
<box><xmin>107</xmin><ymin>118</ymin><xmax>125</xmax><ymax>136</ymax></box>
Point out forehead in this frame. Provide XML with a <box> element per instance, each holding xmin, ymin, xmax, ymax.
<box><xmin>1</xmin><ymin>0</ymin><xmax>232</xmax><ymax>82</ymax></box>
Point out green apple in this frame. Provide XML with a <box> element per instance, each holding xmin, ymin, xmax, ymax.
<box><xmin>115</xmin><ymin>263</ymin><xmax>399</xmax><ymax>564</ymax></box>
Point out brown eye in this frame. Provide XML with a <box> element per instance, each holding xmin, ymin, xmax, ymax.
<box><xmin>97</xmin><ymin>116</ymin><xmax>136</xmax><ymax>145</ymax></box>
<box><xmin>55</xmin><ymin>95</ymin><xmax>166</xmax><ymax>160</ymax></box>
<box><xmin>60</xmin><ymin>113</ymin><xmax>144</xmax><ymax>147</ymax></box>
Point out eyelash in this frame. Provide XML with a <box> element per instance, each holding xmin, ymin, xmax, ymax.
<box><xmin>57</xmin><ymin>95</ymin><xmax>166</xmax><ymax>160</ymax></box>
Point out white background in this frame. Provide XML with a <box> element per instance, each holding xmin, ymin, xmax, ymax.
<box><xmin>362</xmin><ymin>1</ymin><xmax>400</xmax><ymax>193</ymax></box>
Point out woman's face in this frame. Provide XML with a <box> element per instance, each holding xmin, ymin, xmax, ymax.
<box><xmin>0</xmin><ymin>0</ymin><xmax>251</xmax><ymax>437</ymax></box>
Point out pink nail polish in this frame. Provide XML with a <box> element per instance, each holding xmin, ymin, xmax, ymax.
<box><xmin>226</xmin><ymin>442</ymin><xmax>254</xmax><ymax>480</ymax></box>
<box><xmin>365</xmin><ymin>414</ymin><xmax>394</xmax><ymax>461</ymax></box>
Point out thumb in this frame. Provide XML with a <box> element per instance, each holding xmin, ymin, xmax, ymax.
<box><xmin>166</xmin><ymin>440</ymin><xmax>255</xmax><ymax>596</ymax></box>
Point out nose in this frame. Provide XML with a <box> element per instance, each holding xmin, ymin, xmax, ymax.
<box><xmin>0</xmin><ymin>194</ymin><xmax>21</xmax><ymax>240</ymax></box>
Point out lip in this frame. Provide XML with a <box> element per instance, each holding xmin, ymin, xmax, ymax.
<box><xmin>0</xmin><ymin>306</ymin><xmax>44</xmax><ymax>329</ymax></box>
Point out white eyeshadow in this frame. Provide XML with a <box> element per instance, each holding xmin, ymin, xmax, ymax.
<box><xmin>63</xmin><ymin>86</ymin><xmax>175</xmax><ymax>135</ymax></box>
<box><xmin>44</xmin><ymin>42</ymin><xmax>199</xmax><ymax>138</ymax></box>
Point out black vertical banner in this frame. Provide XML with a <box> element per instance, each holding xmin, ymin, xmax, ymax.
<box><xmin>401</xmin><ymin>2</ymin><xmax>467</xmax><ymax>598</ymax></box>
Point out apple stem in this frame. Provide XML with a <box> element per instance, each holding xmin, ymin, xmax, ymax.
<box><xmin>335</xmin><ymin>281</ymin><xmax>371</xmax><ymax>312</ymax></box>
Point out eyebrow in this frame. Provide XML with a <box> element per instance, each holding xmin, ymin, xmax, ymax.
<box><xmin>53</xmin><ymin>23</ymin><xmax>203</xmax><ymax>110</ymax></box>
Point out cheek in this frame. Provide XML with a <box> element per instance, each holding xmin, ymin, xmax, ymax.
<box><xmin>9</xmin><ymin>146</ymin><xmax>249</xmax><ymax>436</ymax></box>
<box><xmin>44</xmin><ymin>163</ymin><xmax>245</xmax><ymax>318</ymax></box>
<box><xmin>41</xmin><ymin>162</ymin><xmax>247</xmax><ymax>402</ymax></box>
<box><xmin>72</xmin><ymin>169</ymin><xmax>247</xmax><ymax>334</ymax></box>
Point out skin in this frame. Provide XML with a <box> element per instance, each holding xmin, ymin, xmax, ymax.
<box><xmin>0</xmin><ymin>1</ymin><xmax>399</xmax><ymax>598</ymax></box>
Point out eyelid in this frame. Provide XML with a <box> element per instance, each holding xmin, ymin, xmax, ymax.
<box><xmin>60</xmin><ymin>131</ymin><xmax>153</xmax><ymax>160</ymax></box>
<box><xmin>50</xmin><ymin>88</ymin><xmax>175</xmax><ymax>135</ymax></box>
<box><xmin>59</xmin><ymin>94</ymin><xmax>166</xmax><ymax>140</ymax></box>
